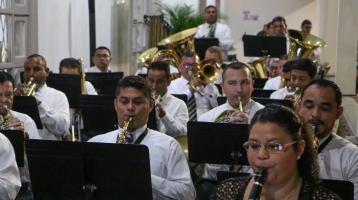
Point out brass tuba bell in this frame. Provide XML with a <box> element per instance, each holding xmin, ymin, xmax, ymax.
<box><xmin>288</xmin><ymin>29</ymin><xmax>326</xmax><ymax>60</ymax></box>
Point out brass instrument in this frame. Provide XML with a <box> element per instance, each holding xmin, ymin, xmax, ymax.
<box><xmin>248</xmin><ymin>57</ymin><xmax>268</xmax><ymax>79</ymax></box>
<box><xmin>152</xmin><ymin>49</ymin><xmax>180</xmax><ymax>67</ymax></box>
<box><xmin>78</xmin><ymin>58</ymin><xmax>87</xmax><ymax>95</ymax></box>
<box><xmin>0</xmin><ymin>105</ymin><xmax>12</xmax><ymax>130</ymax></box>
<box><xmin>117</xmin><ymin>117</ymin><xmax>133</xmax><ymax>144</ymax></box>
<box><xmin>288</xmin><ymin>29</ymin><xmax>326</xmax><ymax>60</ymax></box>
<box><xmin>215</xmin><ymin>96</ymin><xmax>244</xmax><ymax>123</ymax></box>
<box><xmin>25</xmin><ymin>77</ymin><xmax>37</xmax><ymax>96</ymax></box>
<box><xmin>137</xmin><ymin>47</ymin><xmax>158</xmax><ymax>68</ymax></box>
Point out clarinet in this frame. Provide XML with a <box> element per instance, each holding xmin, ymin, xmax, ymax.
<box><xmin>248</xmin><ymin>169</ymin><xmax>267</xmax><ymax>200</ymax></box>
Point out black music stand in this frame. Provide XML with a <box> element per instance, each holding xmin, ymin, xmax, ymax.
<box><xmin>195</xmin><ymin>38</ymin><xmax>219</xmax><ymax>61</ymax></box>
<box><xmin>85</xmin><ymin>72</ymin><xmax>124</xmax><ymax>95</ymax></box>
<box><xmin>187</xmin><ymin>121</ymin><xmax>249</xmax><ymax>165</ymax></box>
<box><xmin>172</xmin><ymin>94</ymin><xmax>188</xmax><ymax>105</ymax></box>
<box><xmin>79</xmin><ymin>95</ymin><xmax>117</xmax><ymax>138</ymax></box>
<box><xmin>26</xmin><ymin>140</ymin><xmax>152</xmax><ymax>200</ymax></box>
<box><xmin>147</xmin><ymin>108</ymin><xmax>157</xmax><ymax>131</ymax></box>
<box><xmin>46</xmin><ymin>73</ymin><xmax>81</xmax><ymax>109</ymax></box>
<box><xmin>252</xmin><ymin>88</ymin><xmax>275</xmax><ymax>98</ymax></box>
<box><xmin>252</xmin><ymin>97</ymin><xmax>293</xmax><ymax>109</ymax></box>
<box><xmin>242</xmin><ymin>35</ymin><xmax>286</xmax><ymax>57</ymax></box>
<box><xmin>13</xmin><ymin>96</ymin><xmax>43</xmax><ymax>129</ymax></box>
<box><xmin>321</xmin><ymin>179</ymin><xmax>354</xmax><ymax>200</ymax></box>
<box><xmin>2</xmin><ymin>130</ymin><xmax>24</xmax><ymax>167</ymax></box>
<box><xmin>253</xmin><ymin>78</ymin><xmax>268</xmax><ymax>89</ymax></box>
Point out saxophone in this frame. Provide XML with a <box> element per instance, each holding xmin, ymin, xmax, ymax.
<box><xmin>25</xmin><ymin>77</ymin><xmax>37</xmax><ymax>96</ymax></box>
<box><xmin>117</xmin><ymin>117</ymin><xmax>133</xmax><ymax>144</ymax></box>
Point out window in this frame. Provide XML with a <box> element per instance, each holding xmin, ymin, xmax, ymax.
<box><xmin>0</xmin><ymin>0</ymin><xmax>30</xmax><ymax>69</ymax></box>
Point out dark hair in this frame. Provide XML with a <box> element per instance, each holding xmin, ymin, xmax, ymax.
<box><xmin>26</xmin><ymin>54</ymin><xmax>47</xmax><ymax>68</ymax></box>
<box><xmin>147</xmin><ymin>61</ymin><xmax>170</xmax><ymax>80</ymax></box>
<box><xmin>272</xmin><ymin>16</ymin><xmax>287</xmax><ymax>26</ymax></box>
<box><xmin>59</xmin><ymin>58</ymin><xmax>81</xmax><ymax>72</ymax></box>
<box><xmin>93</xmin><ymin>46</ymin><xmax>112</xmax><ymax>56</ymax></box>
<box><xmin>181</xmin><ymin>51</ymin><xmax>196</xmax><ymax>60</ymax></box>
<box><xmin>0</xmin><ymin>71</ymin><xmax>14</xmax><ymax>87</ymax></box>
<box><xmin>301</xmin><ymin>79</ymin><xmax>342</xmax><ymax>107</ymax></box>
<box><xmin>290</xmin><ymin>59</ymin><xmax>317</xmax><ymax>79</ymax></box>
<box><xmin>282</xmin><ymin>60</ymin><xmax>294</xmax><ymax>73</ymax></box>
<box><xmin>115</xmin><ymin>75</ymin><xmax>151</xmax><ymax>100</ymax></box>
<box><xmin>222</xmin><ymin>61</ymin><xmax>251</xmax><ymax>81</ymax></box>
<box><xmin>250</xmin><ymin>104</ymin><xmax>320</xmax><ymax>186</ymax></box>
<box><xmin>301</xmin><ymin>19</ymin><xmax>312</xmax><ymax>28</ymax></box>
<box><xmin>204</xmin><ymin>5</ymin><xmax>217</xmax><ymax>12</ymax></box>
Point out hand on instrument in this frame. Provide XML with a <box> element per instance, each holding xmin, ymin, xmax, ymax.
<box><xmin>8</xmin><ymin>117</ymin><xmax>24</xmax><ymax>131</ymax></box>
<box><xmin>228</xmin><ymin>110</ymin><xmax>249</xmax><ymax>124</ymax></box>
<box><xmin>156</xmin><ymin>102</ymin><xmax>166</xmax><ymax>118</ymax></box>
<box><xmin>14</xmin><ymin>83</ymin><xmax>27</xmax><ymax>96</ymax></box>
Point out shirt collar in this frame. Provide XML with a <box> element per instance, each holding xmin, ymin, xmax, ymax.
<box><xmin>120</xmin><ymin>124</ymin><xmax>147</xmax><ymax>143</ymax></box>
<box><xmin>318</xmin><ymin>133</ymin><xmax>332</xmax><ymax>145</ymax></box>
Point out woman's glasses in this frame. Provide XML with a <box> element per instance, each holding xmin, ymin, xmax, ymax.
<box><xmin>243</xmin><ymin>141</ymin><xmax>297</xmax><ymax>153</ymax></box>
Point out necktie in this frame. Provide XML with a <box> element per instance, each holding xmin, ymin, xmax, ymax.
<box><xmin>208</xmin><ymin>24</ymin><xmax>216</xmax><ymax>38</ymax></box>
<box><xmin>188</xmin><ymin>95</ymin><xmax>197</xmax><ymax>121</ymax></box>
<box><xmin>125</xmin><ymin>133</ymin><xmax>133</xmax><ymax>144</ymax></box>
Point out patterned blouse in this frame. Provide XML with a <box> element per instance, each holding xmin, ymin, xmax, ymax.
<box><xmin>214</xmin><ymin>176</ymin><xmax>342</xmax><ymax>200</ymax></box>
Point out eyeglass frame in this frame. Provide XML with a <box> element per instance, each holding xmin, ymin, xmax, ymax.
<box><xmin>94</xmin><ymin>54</ymin><xmax>111</xmax><ymax>59</ymax></box>
<box><xmin>243</xmin><ymin>140</ymin><xmax>297</xmax><ymax>153</ymax></box>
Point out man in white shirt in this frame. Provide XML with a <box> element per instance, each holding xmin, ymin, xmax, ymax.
<box><xmin>0</xmin><ymin>132</ymin><xmax>21</xmax><ymax>200</ymax></box>
<box><xmin>87</xmin><ymin>46</ymin><xmax>112</xmax><ymax>73</ymax></box>
<box><xmin>59</xmin><ymin>57</ymin><xmax>98</xmax><ymax>95</ymax></box>
<box><xmin>204</xmin><ymin>46</ymin><xmax>225</xmax><ymax>85</ymax></box>
<box><xmin>168</xmin><ymin>51</ymin><xmax>220</xmax><ymax>120</ymax></box>
<box><xmin>88</xmin><ymin>76</ymin><xmax>195</xmax><ymax>200</ymax></box>
<box><xmin>0</xmin><ymin>71</ymin><xmax>40</xmax><ymax>199</ymax></box>
<box><xmin>195</xmin><ymin>5</ymin><xmax>234</xmax><ymax>52</ymax></box>
<box><xmin>196</xmin><ymin>62</ymin><xmax>264</xmax><ymax>200</ymax></box>
<box><xmin>147</xmin><ymin>61</ymin><xmax>188</xmax><ymax>138</ymax></box>
<box><xmin>298</xmin><ymin>79</ymin><xmax>358</xmax><ymax>199</ymax></box>
<box><xmin>15</xmin><ymin>54</ymin><xmax>71</xmax><ymax>140</ymax></box>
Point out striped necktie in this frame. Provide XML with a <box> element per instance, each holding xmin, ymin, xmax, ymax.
<box><xmin>208</xmin><ymin>24</ymin><xmax>216</xmax><ymax>38</ymax></box>
<box><xmin>125</xmin><ymin>133</ymin><xmax>133</xmax><ymax>144</ymax></box>
<box><xmin>188</xmin><ymin>95</ymin><xmax>197</xmax><ymax>121</ymax></box>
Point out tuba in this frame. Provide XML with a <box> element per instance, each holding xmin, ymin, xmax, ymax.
<box><xmin>288</xmin><ymin>29</ymin><xmax>326</xmax><ymax>60</ymax></box>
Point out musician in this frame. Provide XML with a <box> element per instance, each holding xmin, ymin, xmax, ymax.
<box><xmin>215</xmin><ymin>105</ymin><xmax>340</xmax><ymax>200</ymax></box>
<box><xmin>267</xmin><ymin>58</ymin><xmax>281</xmax><ymax>78</ymax></box>
<box><xmin>195</xmin><ymin>5</ymin><xmax>234</xmax><ymax>52</ymax></box>
<box><xmin>204</xmin><ymin>45</ymin><xmax>224</xmax><ymax>84</ymax></box>
<box><xmin>196</xmin><ymin>62</ymin><xmax>264</xmax><ymax>200</ymax></box>
<box><xmin>88</xmin><ymin>76</ymin><xmax>195</xmax><ymax>200</ymax></box>
<box><xmin>87</xmin><ymin>46</ymin><xmax>112</xmax><ymax>73</ymax></box>
<box><xmin>168</xmin><ymin>51</ymin><xmax>220</xmax><ymax>120</ymax></box>
<box><xmin>147</xmin><ymin>61</ymin><xmax>188</xmax><ymax>137</ymax></box>
<box><xmin>15</xmin><ymin>54</ymin><xmax>71</xmax><ymax>140</ymax></box>
<box><xmin>59</xmin><ymin>57</ymin><xmax>98</xmax><ymax>95</ymax></box>
<box><xmin>301</xmin><ymin>19</ymin><xmax>312</xmax><ymax>37</ymax></box>
<box><xmin>298</xmin><ymin>79</ymin><xmax>358</xmax><ymax>199</ymax></box>
<box><xmin>0</xmin><ymin>132</ymin><xmax>21</xmax><ymax>200</ymax></box>
<box><xmin>271</xmin><ymin>16</ymin><xmax>287</xmax><ymax>37</ymax></box>
<box><xmin>269</xmin><ymin>60</ymin><xmax>293</xmax><ymax>98</ymax></box>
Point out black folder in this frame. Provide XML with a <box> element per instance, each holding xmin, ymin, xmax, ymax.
<box><xmin>26</xmin><ymin>140</ymin><xmax>152</xmax><ymax>200</ymax></box>
<box><xmin>13</xmin><ymin>96</ymin><xmax>43</xmax><ymax>129</ymax></box>
<box><xmin>2</xmin><ymin>130</ymin><xmax>24</xmax><ymax>167</ymax></box>
<box><xmin>85</xmin><ymin>72</ymin><xmax>124</xmax><ymax>95</ymax></box>
<box><xmin>195</xmin><ymin>38</ymin><xmax>219</xmax><ymax>61</ymax></box>
<box><xmin>242</xmin><ymin>35</ymin><xmax>286</xmax><ymax>57</ymax></box>
<box><xmin>217</xmin><ymin>96</ymin><xmax>293</xmax><ymax>109</ymax></box>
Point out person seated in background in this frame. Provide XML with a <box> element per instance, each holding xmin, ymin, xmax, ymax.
<box><xmin>0</xmin><ymin>132</ymin><xmax>21</xmax><ymax>200</ymax></box>
<box><xmin>204</xmin><ymin>45</ymin><xmax>225</xmax><ymax>84</ymax></box>
<box><xmin>257</xmin><ymin>22</ymin><xmax>274</xmax><ymax>37</ymax></box>
<box><xmin>87</xmin><ymin>46</ymin><xmax>112</xmax><ymax>73</ymax></box>
<box><xmin>269</xmin><ymin>60</ymin><xmax>293</xmax><ymax>99</ymax></box>
<box><xmin>0</xmin><ymin>71</ymin><xmax>40</xmax><ymax>200</ymax></box>
<box><xmin>146</xmin><ymin>61</ymin><xmax>188</xmax><ymax>138</ymax></box>
<box><xmin>215</xmin><ymin>104</ymin><xmax>341</xmax><ymax>199</ymax></box>
<box><xmin>271</xmin><ymin>16</ymin><xmax>287</xmax><ymax>37</ymax></box>
<box><xmin>59</xmin><ymin>57</ymin><xmax>97</xmax><ymax>95</ymax></box>
<box><xmin>88</xmin><ymin>76</ymin><xmax>195</xmax><ymax>200</ymax></box>
<box><xmin>298</xmin><ymin>79</ymin><xmax>358</xmax><ymax>199</ymax></box>
<box><xmin>301</xmin><ymin>19</ymin><xmax>312</xmax><ymax>38</ymax></box>
<box><xmin>168</xmin><ymin>51</ymin><xmax>220</xmax><ymax>120</ymax></box>
<box><xmin>15</xmin><ymin>54</ymin><xmax>70</xmax><ymax>140</ymax></box>
<box><xmin>195</xmin><ymin>5</ymin><xmax>234</xmax><ymax>53</ymax></box>
<box><xmin>267</xmin><ymin>58</ymin><xmax>281</xmax><ymax>78</ymax></box>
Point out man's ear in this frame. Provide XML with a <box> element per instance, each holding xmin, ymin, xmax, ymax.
<box><xmin>149</xmin><ymin>98</ymin><xmax>154</xmax><ymax>112</ymax></box>
<box><xmin>336</xmin><ymin>106</ymin><xmax>343</xmax><ymax>120</ymax></box>
<box><xmin>45</xmin><ymin>68</ymin><xmax>50</xmax><ymax>76</ymax></box>
<box><xmin>114</xmin><ymin>97</ymin><xmax>119</xmax><ymax>112</ymax></box>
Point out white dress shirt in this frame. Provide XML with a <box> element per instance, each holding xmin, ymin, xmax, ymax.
<box><xmin>195</xmin><ymin>22</ymin><xmax>234</xmax><ymax>51</ymax></box>
<box><xmin>35</xmin><ymin>84</ymin><xmax>70</xmax><ymax>140</ymax></box>
<box><xmin>156</xmin><ymin>92</ymin><xmax>188</xmax><ymax>138</ymax></box>
<box><xmin>270</xmin><ymin>87</ymin><xmax>290</xmax><ymax>99</ymax></box>
<box><xmin>11</xmin><ymin>110</ymin><xmax>40</xmax><ymax>184</ymax></box>
<box><xmin>198</xmin><ymin>100</ymin><xmax>264</xmax><ymax>180</ymax></box>
<box><xmin>88</xmin><ymin>126</ymin><xmax>196</xmax><ymax>200</ymax></box>
<box><xmin>168</xmin><ymin>76</ymin><xmax>220</xmax><ymax>118</ymax></box>
<box><xmin>135</xmin><ymin>65</ymin><xmax>179</xmax><ymax>75</ymax></box>
<box><xmin>318</xmin><ymin>134</ymin><xmax>358</xmax><ymax>199</ymax></box>
<box><xmin>263</xmin><ymin>76</ymin><xmax>281</xmax><ymax>90</ymax></box>
<box><xmin>0</xmin><ymin>132</ymin><xmax>21</xmax><ymax>200</ymax></box>
<box><xmin>86</xmin><ymin>66</ymin><xmax>112</xmax><ymax>73</ymax></box>
<box><xmin>85</xmin><ymin>81</ymin><xmax>98</xmax><ymax>95</ymax></box>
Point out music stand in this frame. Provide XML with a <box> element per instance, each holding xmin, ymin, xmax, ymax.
<box><xmin>172</xmin><ymin>94</ymin><xmax>188</xmax><ymax>105</ymax></box>
<box><xmin>26</xmin><ymin>140</ymin><xmax>152</xmax><ymax>200</ymax></box>
<box><xmin>253</xmin><ymin>78</ymin><xmax>268</xmax><ymax>89</ymax></box>
<box><xmin>2</xmin><ymin>130</ymin><xmax>24</xmax><ymax>167</ymax></box>
<box><xmin>195</xmin><ymin>38</ymin><xmax>219</xmax><ymax>61</ymax></box>
<box><xmin>187</xmin><ymin>121</ymin><xmax>249</xmax><ymax>165</ymax></box>
<box><xmin>79</xmin><ymin>95</ymin><xmax>117</xmax><ymax>138</ymax></box>
<box><xmin>252</xmin><ymin>97</ymin><xmax>293</xmax><ymax>109</ymax></box>
<box><xmin>252</xmin><ymin>88</ymin><xmax>275</xmax><ymax>98</ymax></box>
<box><xmin>85</xmin><ymin>72</ymin><xmax>124</xmax><ymax>95</ymax></box>
<box><xmin>13</xmin><ymin>96</ymin><xmax>43</xmax><ymax>129</ymax></box>
<box><xmin>46</xmin><ymin>73</ymin><xmax>81</xmax><ymax>109</ymax></box>
<box><xmin>243</xmin><ymin>35</ymin><xmax>286</xmax><ymax>57</ymax></box>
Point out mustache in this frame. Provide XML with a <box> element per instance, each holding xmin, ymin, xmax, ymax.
<box><xmin>308</xmin><ymin>119</ymin><xmax>324</xmax><ymax>126</ymax></box>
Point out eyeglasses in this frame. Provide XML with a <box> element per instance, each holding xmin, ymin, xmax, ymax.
<box><xmin>94</xmin><ymin>54</ymin><xmax>111</xmax><ymax>59</ymax></box>
<box><xmin>183</xmin><ymin>63</ymin><xmax>198</xmax><ymax>70</ymax></box>
<box><xmin>0</xmin><ymin>92</ymin><xmax>13</xmax><ymax>98</ymax></box>
<box><xmin>243</xmin><ymin>140</ymin><xmax>297</xmax><ymax>153</ymax></box>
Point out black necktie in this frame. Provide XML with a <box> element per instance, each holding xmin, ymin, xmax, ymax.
<box><xmin>125</xmin><ymin>133</ymin><xmax>133</xmax><ymax>144</ymax></box>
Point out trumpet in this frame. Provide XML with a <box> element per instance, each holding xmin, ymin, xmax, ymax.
<box><xmin>25</xmin><ymin>77</ymin><xmax>37</xmax><ymax>96</ymax></box>
<box><xmin>0</xmin><ymin>105</ymin><xmax>13</xmax><ymax>130</ymax></box>
<box><xmin>117</xmin><ymin>117</ymin><xmax>133</xmax><ymax>144</ymax></box>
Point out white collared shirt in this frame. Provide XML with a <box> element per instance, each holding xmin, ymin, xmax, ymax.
<box><xmin>88</xmin><ymin>125</ymin><xmax>196</xmax><ymax>200</ymax></box>
<box><xmin>168</xmin><ymin>76</ymin><xmax>220</xmax><ymax>118</ymax></box>
<box><xmin>86</xmin><ymin>66</ymin><xmax>112</xmax><ymax>73</ymax></box>
<box><xmin>85</xmin><ymin>81</ymin><xmax>98</xmax><ymax>95</ymax></box>
<box><xmin>263</xmin><ymin>76</ymin><xmax>281</xmax><ymax>90</ymax></box>
<box><xmin>35</xmin><ymin>84</ymin><xmax>70</xmax><ymax>140</ymax></box>
<box><xmin>0</xmin><ymin>132</ymin><xmax>21</xmax><ymax>200</ymax></box>
<box><xmin>270</xmin><ymin>87</ymin><xmax>290</xmax><ymax>100</ymax></box>
<box><xmin>195</xmin><ymin>22</ymin><xmax>234</xmax><ymax>51</ymax></box>
<box><xmin>156</xmin><ymin>92</ymin><xmax>188</xmax><ymax>137</ymax></box>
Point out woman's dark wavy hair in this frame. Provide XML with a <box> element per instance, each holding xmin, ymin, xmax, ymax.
<box><xmin>249</xmin><ymin>104</ymin><xmax>320</xmax><ymax>186</ymax></box>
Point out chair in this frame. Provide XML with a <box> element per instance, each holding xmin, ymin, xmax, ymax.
<box><xmin>321</xmin><ymin>179</ymin><xmax>354</xmax><ymax>200</ymax></box>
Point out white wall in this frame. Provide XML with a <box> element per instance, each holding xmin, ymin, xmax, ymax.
<box><xmin>37</xmin><ymin>0</ymin><xmax>90</xmax><ymax>72</ymax></box>
<box><xmin>95</xmin><ymin>0</ymin><xmax>112</xmax><ymax>50</ymax></box>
